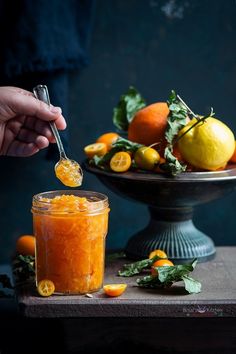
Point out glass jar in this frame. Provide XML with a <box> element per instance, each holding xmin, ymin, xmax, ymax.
<box><xmin>32</xmin><ymin>190</ymin><xmax>109</xmax><ymax>294</ymax></box>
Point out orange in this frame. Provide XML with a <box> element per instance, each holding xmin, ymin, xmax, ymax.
<box><xmin>84</xmin><ymin>143</ymin><xmax>107</xmax><ymax>159</ymax></box>
<box><xmin>103</xmin><ymin>284</ymin><xmax>127</xmax><ymax>297</ymax></box>
<box><xmin>230</xmin><ymin>141</ymin><xmax>236</xmax><ymax>163</ymax></box>
<box><xmin>16</xmin><ymin>235</ymin><xmax>36</xmax><ymax>256</ymax></box>
<box><xmin>37</xmin><ymin>279</ymin><xmax>55</xmax><ymax>297</ymax></box>
<box><xmin>128</xmin><ymin>102</ymin><xmax>170</xmax><ymax>152</ymax></box>
<box><xmin>151</xmin><ymin>258</ymin><xmax>174</xmax><ymax>276</ymax></box>
<box><xmin>172</xmin><ymin>146</ymin><xmax>185</xmax><ymax>162</ymax></box>
<box><xmin>110</xmin><ymin>151</ymin><xmax>132</xmax><ymax>172</ymax></box>
<box><xmin>152</xmin><ymin>259</ymin><xmax>174</xmax><ymax>267</ymax></box>
<box><xmin>96</xmin><ymin>132</ymin><xmax>119</xmax><ymax>151</ymax></box>
<box><xmin>149</xmin><ymin>249</ymin><xmax>167</xmax><ymax>259</ymax></box>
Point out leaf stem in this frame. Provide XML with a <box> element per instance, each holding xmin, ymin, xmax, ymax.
<box><xmin>177</xmin><ymin>94</ymin><xmax>198</xmax><ymax>118</ymax></box>
<box><xmin>173</xmin><ymin>116</ymin><xmax>208</xmax><ymax>145</ymax></box>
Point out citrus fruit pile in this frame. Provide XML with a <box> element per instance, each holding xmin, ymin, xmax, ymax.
<box><xmin>84</xmin><ymin>90</ymin><xmax>236</xmax><ymax>175</ymax></box>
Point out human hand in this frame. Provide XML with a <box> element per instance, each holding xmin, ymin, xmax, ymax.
<box><xmin>0</xmin><ymin>86</ymin><xmax>67</xmax><ymax>157</ymax></box>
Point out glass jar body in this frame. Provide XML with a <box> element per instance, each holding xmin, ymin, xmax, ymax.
<box><xmin>32</xmin><ymin>190</ymin><xmax>109</xmax><ymax>294</ymax></box>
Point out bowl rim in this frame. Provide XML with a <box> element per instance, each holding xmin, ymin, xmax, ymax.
<box><xmin>83</xmin><ymin>161</ymin><xmax>236</xmax><ymax>183</ymax></box>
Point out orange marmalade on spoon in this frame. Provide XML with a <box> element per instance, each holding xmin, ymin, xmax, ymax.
<box><xmin>55</xmin><ymin>158</ymin><xmax>83</xmax><ymax>187</ymax></box>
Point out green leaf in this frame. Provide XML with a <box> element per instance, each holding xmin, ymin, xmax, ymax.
<box><xmin>12</xmin><ymin>255</ymin><xmax>35</xmax><ymax>284</ymax></box>
<box><xmin>182</xmin><ymin>275</ymin><xmax>202</xmax><ymax>294</ymax></box>
<box><xmin>118</xmin><ymin>255</ymin><xmax>159</xmax><ymax>277</ymax></box>
<box><xmin>113</xmin><ymin>86</ymin><xmax>146</xmax><ymax>131</ymax></box>
<box><xmin>136</xmin><ymin>258</ymin><xmax>201</xmax><ymax>294</ymax></box>
<box><xmin>112</xmin><ymin>137</ymin><xmax>143</xmax><ymax>152</ymax></box>
<box><xmin>166</xmin><ymin>90</ymin><xmax>189</xmax><ymax>144</ymax></box>
<box><xmin>161</xmin><ymin>146</ymin><xmax>186</xmax><ymax>176</ymax></box>
<box><xmin>137</xmin><ymin>275</ymin><xmax>164</xmax><ymax>288</ymax></box>
<box><xmin>161</xmin><ymin>90</ymin><xmax>189</xmax><ymax>176</ymax></box>
<box><xmin>156</xmin><ymin>261</ymin><xmax>196</xmax><ymax>283</ymax></box>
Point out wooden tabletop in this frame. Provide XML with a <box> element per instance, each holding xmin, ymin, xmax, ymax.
<box><xmin>16</xmin><ymin>246</ymin><xmax>236</xmax><ymax>318</ymax></box>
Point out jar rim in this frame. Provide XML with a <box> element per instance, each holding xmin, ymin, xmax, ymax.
<box><xmin>32</xmin><ymin>190</ymin><xmax>109</xmax><ymax>215</ymax></box>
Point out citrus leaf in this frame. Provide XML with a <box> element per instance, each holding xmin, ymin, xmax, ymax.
<box><xmin>182</xmin><ymin>275</ymin><xmax>202</xmax><ymax>294</ymax></box>
<box><xmin>118</xmin><ymin>255</ymin><xmax>159</xmax><ymax>277</ymax></box>
<box><xmin>113</xmin><ymin>86</ymin><xmax>146</xmax><ymax>131</ymax></box>
<box><xmin>161</xmin><ymin>146</ymin><xmax>186</xmax><ymax>176</ymax></box>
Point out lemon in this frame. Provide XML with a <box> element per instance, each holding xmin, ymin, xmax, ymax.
<box><xmin>177</xmin><ymin>117</ymin><xmax>235</xmax><ymax>170</ymax></box>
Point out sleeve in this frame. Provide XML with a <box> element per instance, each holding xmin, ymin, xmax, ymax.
<box><xmin>0</xmin><ymin>0</ymin><xmax>96</xmax><ymax>78</ymax></box>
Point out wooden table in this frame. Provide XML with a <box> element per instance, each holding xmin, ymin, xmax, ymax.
<box><xmin>1</xmin><ymin>247</ymin><xmax>236</xmax><ymax>354</ymax></box>
<box><xmin>17</xmin><ymin>246</ymin><xmax>236</xmax><ymax>318</ymax></box>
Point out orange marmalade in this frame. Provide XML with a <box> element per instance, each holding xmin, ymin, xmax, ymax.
<box><xmin>55</xmin><ymin>158</ymin><xmax>83</xmax><ymax>187</ymax></box>
<box><xmin>32</xmin><ymin>191</ymin><xmax>109</xmax><ymax>294</ymax></box>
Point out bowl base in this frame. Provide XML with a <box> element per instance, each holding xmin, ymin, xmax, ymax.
<box><xmin>125</xmin><ymin>211</ymin><xmax>216</xmax><ymax>263</ymax></box>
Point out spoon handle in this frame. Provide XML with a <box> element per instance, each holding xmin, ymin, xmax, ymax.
<box><xmin>33</xmin><ymin>84</ymin><xmax>67</xmax><ymax>159</ymax></box>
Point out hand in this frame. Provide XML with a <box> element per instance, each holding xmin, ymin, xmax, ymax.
<box><xmin>0</xmin><ymin>86</ymin><xmax>67</xmax><ymax>157</ymax></box>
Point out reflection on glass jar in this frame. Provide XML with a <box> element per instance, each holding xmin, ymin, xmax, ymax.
<box><xmin>32</xmin><ymin>190</ymin><xmax>109</xmax><ymax>294</ymax></box>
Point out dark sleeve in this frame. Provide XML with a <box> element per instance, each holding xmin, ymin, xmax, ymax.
<box><xmin>0</xmin><ymin>0</ymin><xmax>96</xmax><ymax>78</ymax></box>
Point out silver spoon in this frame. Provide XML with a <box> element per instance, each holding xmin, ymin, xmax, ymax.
<box><xmin>33</xmin><ymin>84</ymin><xmax>83</xmax><ymax>187</ymax></box>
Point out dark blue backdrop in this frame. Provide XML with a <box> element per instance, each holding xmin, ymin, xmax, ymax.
<box><xmin>0</xmin><ymin>0</ymin><xmax>236</xmax><ymax>263</ymax></box>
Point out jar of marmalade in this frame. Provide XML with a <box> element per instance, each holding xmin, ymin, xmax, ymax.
<box><xmin>32</xmin><ymin>190</ymin><xmax>109</xmax><ymax>294</ymax></box>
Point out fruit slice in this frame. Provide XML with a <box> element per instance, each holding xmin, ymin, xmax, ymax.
<box><xmin>84</xmin><ymin>143</ymin><xmax>107</xmax><ymax>159</ymax></box>
<box><xmin>37</xmin><ymin>279</ymin><xmax>55</xmax><ymax>297</ymax></box>
<box><xmin>149</xmin><ymin>249</ymin><xmax>167</xmax><ymax>259</ymax></box>
<box><xmin>110</xmin><ymin>152</ymin><xmax>132</xmax><ymax>172</ymax></box>
<box><xmin>103</xmin><ymin>284</ymin><xmax>127</xmax><ymax>297</ymax></box>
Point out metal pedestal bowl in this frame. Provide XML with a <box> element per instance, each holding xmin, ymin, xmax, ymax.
<box><xmin>84</xmin><ymin>161</ymin><xmax>236</xmax><ymax>263</ymax></box>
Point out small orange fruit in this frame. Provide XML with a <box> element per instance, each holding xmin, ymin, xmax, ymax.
<box><xmin>110</xmin><ymin>151</ymin><xmax>132</xmax><ymax>172</ymax></box>
<box><xmin>84</xmin><ymin>142</ymin><xmax>107</xmax><ymax>159</ymax></box>
<box><xmin>230</xmin><ymin>141</ymin><xmax>236</xmax><ymax>163</ymax></box>
<box><xmin>16</xmin><ymin>235</ymin><xmax>36</xmax><ymax>256</ymax></box>
<box><xmin>96</xmin><ymin>132</ymin><xmax>119</xmax><ymax>150</ymax></box>
<box><xmin>134</xmin><ymin>146</ymin><xmax>160</xmax><ymax>170</ymax></box>
<box><xmin>103</xmin><ymin>284</ymin><xmax>127</xmax><ymax>297</ymax></box>
<box><xmin>37</xmin><ymin>279</ymin><xmax>55</xmax><ymax>297</ymax></box>
<box><xmin>149</xmin><ymin>249</ymin><xmax>168</xmax><ymax>259</ymax></box>
<box><xmin>128</xmin><ymin>102</ymin><xmax>170</xmax><ymax>151</ymax></box>
<box><xmin>152</xmin><ymin>259</ymin><xmax>174</xmax><ymax>267</ymax></box>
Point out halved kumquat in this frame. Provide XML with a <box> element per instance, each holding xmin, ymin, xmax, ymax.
<box><xmin>110</xmin><ymin>152</ymin><xmax>132</xmax><ymax>172</ymax></box>
<box><xmin>149</xmin><ymin>249</ymin><xmax>167</xmax><ymax>260</ymax></box>
<box><xmin>103</xmin><ymin>283</ymin><xmax>127</xmax><ymax>297</ymax></box>
<box><xmin>37</xmin><ymin>279</ymin><xmax>55</xmax><ymax>297</ymax></box>
<box><xmin>84</xmin><ymin>143</ymin><xmax>107</xmax><ymax>159</ymax></box>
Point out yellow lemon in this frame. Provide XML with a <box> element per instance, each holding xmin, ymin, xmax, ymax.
<box><xmin>177</xmin><ymin>117</ymin><xmax>235</xmax><ymax>170</ymax></box>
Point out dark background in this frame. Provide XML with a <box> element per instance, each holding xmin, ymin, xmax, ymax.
<box><xmin>0</xmin><ymin>0</ymin><xmax>236</xmax><ymax>263</ymax></box>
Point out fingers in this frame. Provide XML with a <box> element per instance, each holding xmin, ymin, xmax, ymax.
<box><xmin>0</xmin><ymin>86</ymin><xmax>67</xmax><ymax>130</ymax></box>
<box><xmin>17</xmin><ymin>128</ymin><xmax>54</xmax><ymax>145</ymax></box>
<box><xmin>24</xmin><ymin>117</ymin><xmax>56</xmax><ymax>142</ymax></box>
<box><xmin>6</xmin><ymin>137</ymin><xmax>50</xmax><ymax>157</ymax></box>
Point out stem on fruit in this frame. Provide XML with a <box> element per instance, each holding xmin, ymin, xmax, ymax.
<box><xmin>177</xmin><ymin>94</ymin><xmax>198</xmax><ymax>118</ymax></box>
